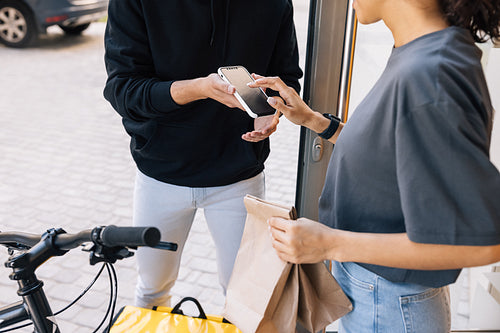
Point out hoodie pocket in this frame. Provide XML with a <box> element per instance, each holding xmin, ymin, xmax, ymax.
<box><xmin>133</xmin><ymin>121</ymin><xmax>158</xmax><ymax>154</ymax></box>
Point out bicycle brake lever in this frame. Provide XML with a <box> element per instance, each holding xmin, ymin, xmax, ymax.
<box><xmin>82</xmin><ymin>243</ymin><xmax>134</xmax><ymax>265</ymax></box>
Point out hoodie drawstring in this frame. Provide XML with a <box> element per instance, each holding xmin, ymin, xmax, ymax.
<box><xmin>210</xmin><ymin>0</ymin><xmax>216</xmax><ymax>46</ymax></box>
<box><xmin>222</xmin><ymin>0</ymin><xmax>230</xmax><ymax>59</ymax></box>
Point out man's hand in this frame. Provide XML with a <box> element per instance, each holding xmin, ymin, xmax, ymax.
<box><xmin>170</xmin><ymin>73</ymin><xmax>244</xmax><ymax>109</ymax></box>
<box><xmin>202</xmin><ymin>73</ymin><xmax>244</xmax><ymax>110</ymax></box>
<box><xmin>241</xmin><ymin>111</ymin><xmax>280</xmax><ymax>142</ymax></box>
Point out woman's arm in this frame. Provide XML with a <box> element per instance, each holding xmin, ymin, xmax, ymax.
<box><xmin>268</xmin><ymin>217</ymin><xmax>500</xmax><ymax>270</ymax></box>
<box><xmin>249</xmin><ymin>76</ymin><xmax>344</xmax><ymax>144</ymax></box>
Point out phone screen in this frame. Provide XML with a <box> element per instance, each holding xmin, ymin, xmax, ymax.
<box><xmin>218</xmin><ymin>66</ymin><xmax>276</xmax><ymax>118</ymax></box>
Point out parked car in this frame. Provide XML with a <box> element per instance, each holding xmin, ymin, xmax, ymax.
<box><xmin>0</xmin><ymin>0</ymin><xmax>108</xmax><ymax>48</ymax></box>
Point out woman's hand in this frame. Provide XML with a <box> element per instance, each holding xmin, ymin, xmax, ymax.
<box><xmin>241</xmin><ymin>112</ymin><xmax>280</xmax><ymax>142</ymax></box>
<box><xmin>248</xmin><ymin>76</ymin><xmax>317</xmax><ymax>128</ymax></box>
<box><xmin>250</xmin><ymin>75</ymin><xmax>344</xmax><ymax>143</ymax></box>
<box><xmin>268</xmin><ymin>217</ymin><xmax>336</xmax><ymax>264</ymax></box>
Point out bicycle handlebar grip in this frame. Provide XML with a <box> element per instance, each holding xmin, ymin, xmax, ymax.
<box><xmin>100</xmin><ymin>226</ymin><xmax>161</xmax><ymax>248</ymax></box>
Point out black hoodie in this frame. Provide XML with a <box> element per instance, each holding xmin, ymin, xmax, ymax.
<box><xmin>104</xmin><ymin>0</ymin><xmax>302</xmax><ymax>187</ymax></box>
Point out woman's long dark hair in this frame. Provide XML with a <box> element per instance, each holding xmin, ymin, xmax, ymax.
<box><xmin>438</xmin><ymin>0</ymin><xmax>500</xmax><ymax>42</ymax></box>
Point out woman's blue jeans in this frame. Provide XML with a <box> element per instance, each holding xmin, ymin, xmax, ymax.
<box><xmin>333</xmin><ymin>261</ymin><xmax>451</xmax><ymax>333</ymax></box>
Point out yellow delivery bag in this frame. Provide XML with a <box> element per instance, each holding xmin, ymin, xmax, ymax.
<box><xmin>110</xmin><ymin>297</ymin><xmax>242</xmax><ymax>333</ymax></box>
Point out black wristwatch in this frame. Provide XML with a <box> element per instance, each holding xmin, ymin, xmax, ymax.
<box><xmin>317</xmin><ymin>113</ymin><xmax>341</xmax><ymax>140</ymax></box>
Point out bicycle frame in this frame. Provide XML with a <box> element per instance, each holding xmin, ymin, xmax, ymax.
<box><xmin>0</xmin><ymin>287</ymin><xmax>57</xmax><ymax>333</ymax></box>
<box><xmin>0</xmin><ymin>301</ymin><xmax>30</xmax><ymax>329</ymax></box>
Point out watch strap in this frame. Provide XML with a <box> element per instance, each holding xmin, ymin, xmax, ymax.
<box><xmin>317</xmin><ymin>113</ymin><xmax>341</xmax><ymax>140</ymax></box>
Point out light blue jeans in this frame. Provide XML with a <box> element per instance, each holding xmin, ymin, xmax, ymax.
<box><xmin>132</xmin><ymin>169</ymin><xmax>265</xmax><ymax>308</ymax></box>
<box><xmin>333</xmin><ymin>261</ymin><xmax>451</xmax><ymax>333</ymax></box>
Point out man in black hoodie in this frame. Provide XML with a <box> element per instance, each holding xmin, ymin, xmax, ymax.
<box><xmin>103</xmin><ymin>0</ymin><xmax>302</xmax><ymax>308</ymax></box>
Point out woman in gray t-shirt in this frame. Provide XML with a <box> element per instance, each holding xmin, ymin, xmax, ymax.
<box><xmin>251</xmin><ymin>0</ymin><xmax>500</xmax><ymax>331</ymax></box>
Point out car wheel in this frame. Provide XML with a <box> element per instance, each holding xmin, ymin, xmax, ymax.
<box><xmin>0</xmin><ymin>0</ymin><xmax>37</xmax><ymax>47</ymax></box>
<box><xmin>59</xmin><ymin>23</ymin><xmax>91</xmax><ymax>35</ymax></box>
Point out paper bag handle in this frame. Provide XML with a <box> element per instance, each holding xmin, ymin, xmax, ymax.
<box><xmin>171</xmin><ymin>297</ymin><xmax>208</xmax><ymax>319</ymax></box>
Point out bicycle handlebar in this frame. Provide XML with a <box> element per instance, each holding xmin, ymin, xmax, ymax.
<box><xmin>0</xmin><ymin>225</ymin><xmax>161</xmax><ymax>250</ymax></box>
<box><xmin>99</xmin><ymin>225</ymin><xmax>160</xmax><ymax>248</ymax></box>
<box><xmin>0</xmin><ymin>232</ymin><xmax>41</xmax><ymax>248</ymax></box>
<box><xmin>0</xmin><ymin>225</ymin><xmax>168</xmax><ymax>333</ymax></box>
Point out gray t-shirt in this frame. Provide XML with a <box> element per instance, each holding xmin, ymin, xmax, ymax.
<box><xmin>319</xmin><ymin>27</ymin><xmax>500</xmax><ymax>287</ymax></box>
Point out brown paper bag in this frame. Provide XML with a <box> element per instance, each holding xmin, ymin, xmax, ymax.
<box><xmin>222</xmin><ymin>195</ymin><xmax>297</xmax><ymax>333</ymax></box>
<box><xmin>223</xmin><ymin>195</ymin><xmax>352</xmax><ymax>333</ymax></box>
<box><xmin>297</xmin><ymin>263</ymin><xmax>353</xmax><ymax>332</ymax></box>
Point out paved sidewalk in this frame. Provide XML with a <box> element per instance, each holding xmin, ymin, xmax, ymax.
<box><xmin>1</xmin><ymin>1</ymin><xmax>499</xmax><ymax>331</ymax></box>
<box><xmin>0</xmin><ymin>2</ymin><xmax>307</xmax><ymax>332</ymax></box>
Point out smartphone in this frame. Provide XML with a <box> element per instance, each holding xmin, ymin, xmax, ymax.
<box><xmin>218</xmin><ymin>65</ymin><xmax>276</xmax><ymax>118</ymax></box>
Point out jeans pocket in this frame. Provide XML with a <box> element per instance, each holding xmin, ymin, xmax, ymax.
<box><xmin>400</xmin><ymin>286</ymin><xmax>451</xmax><ymax>333</ymax></box>
<box><xmin>338</xmin><ymin>262</ymin><xmax>375</xmax><ymax>291</ymax></box>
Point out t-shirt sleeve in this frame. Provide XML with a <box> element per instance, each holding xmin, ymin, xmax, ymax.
<box><xmin>395</xmin><ymin>101</ymin><xmax>500</xmax><ymax>246</ymax></box>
